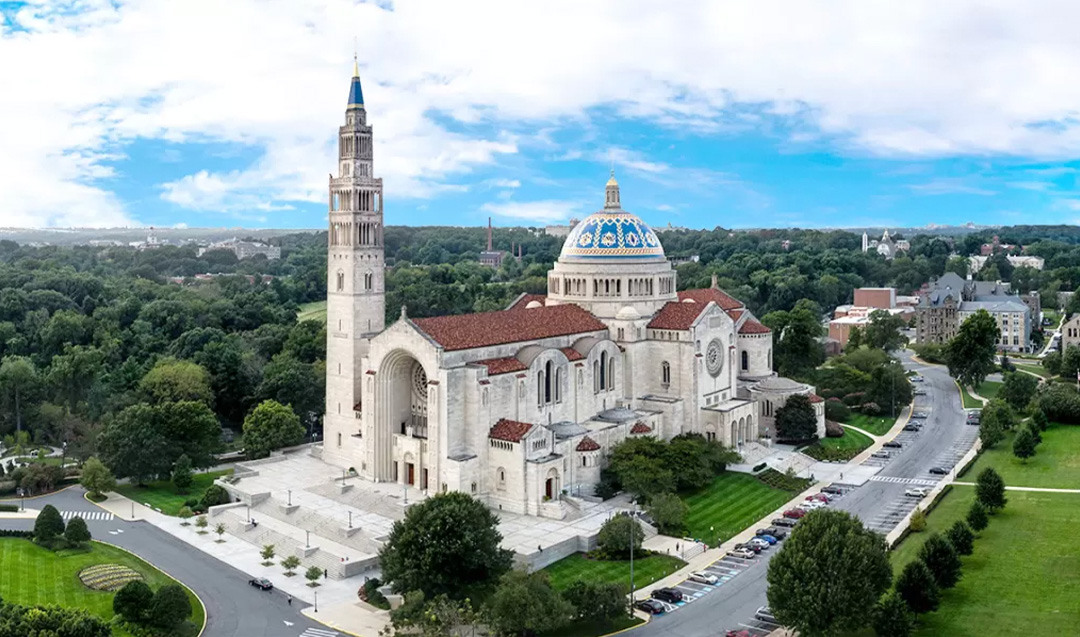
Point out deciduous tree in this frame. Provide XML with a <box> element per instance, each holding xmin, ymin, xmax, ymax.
<box><xmin>647</xmin><ymin>492</ymin><xmax>688</xmax><ymax>536</ymax></box>
<box><xmin>113</xmin><ymin>580</ymin><xmax>153</xmax><ymax>623</ymax></box>
<box><xmin>281</xmin><ymin>555</ymin><xmax>301</xmax><ymax>576</ymax></box>
<box><xmin>946</xmin><ymin>520</ymin><xmax>975</xmax><ymax>556</ymax></box>
<box><xmin>774</xmin><ymin>394</ymin><xmax>819</xmax><ymax>442</ymax></box>
<box><xmin>148</xmin><ymin>584</ymin><xmax>192</xmax><ymax>629</ymax></box>
<box><xmin>975</xmin><ymin>467</ymin><xmax>1007</xmax><ymax>513</ymax></box>
<box><xmin>872</xmin><ymin>591</ymin><xmax>915</xmax><ymax>637</ymax></box>
<box><xmin>79</xmin><ymin>456</ymin><xmax>115</xmax><ymax>498</ymax></box>
<box><xmin>172</xmin><ymin>454</ymin><xmax>193</xmax><ymax>492</ymax></box>
<box><xmin>917</xmin><ymin>533</ymin><xmax>963</xmax><ymax>589</ymax></box>
<box><xmin>762</xmin><ymin>299</ymin><xmax>825</xmax><ymax>378</ymax></box>
<box><xmin>597</xmin><ymin>514</ymin><xmax>645</xmax><ymax>559</ymax></box>
<box><xmin>487</xmin><ymin>570</ymin><xmax>572</xmax><ymax>637</ymax></box>
<box><xmin>139</xmin><ymin>359</ymin><xmax>214</xmax><ymax>406</ymax></box>
<box><xmin>895</xmin><ymin>560</ymin><xmax>940</xmax><ymax>614</ymax></box>
<box><xmin>999</xmin><ymin>371</ymin><xmax>1038</xmax><ymax>411</ymax></box>
<box><xmin>966</xmin><ymin>502</ymin><xmax>989</xmax><ymax>532</ymax></box>
<box><xmin>945</xmin><ymin>310</ymin><xmax>1000</xmax><ymax>388</ymax></box>
<box><xmin>241</xmin><ymin>400</ymin><xmax>305</xmax><ymax>459</ymax></box>
<box><xmin>64</xmin><ymin>515</ymin><xmax>91</xmax><ymax>546</ymax></box>
<box><xmin>0</xmin><ymin>355</ymin><xmax>40</xmax><ymax>435</ymax></box>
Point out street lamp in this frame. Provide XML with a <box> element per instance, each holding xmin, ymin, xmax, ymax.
<box><xmin>306</xmin><ymin>530</ymin><xmax>310</xmax><ymax>548</ymax></box>
<box><xmin>348</xmin><ymin>511</ymin><xmax>352</xmax><ymax>528</ymax></box>
<box><xmin>314</xmin><ymin>590</ymin><xmax>318</xmax><ymax>613</ymax></box>
<box><xmin>287</xmin><ymin>489</ymin><xmax>292</xmax><ymax>506</ymax></box>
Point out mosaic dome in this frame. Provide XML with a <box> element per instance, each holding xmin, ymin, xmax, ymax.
<box><xmin>559</xmin><ymin>211</ymin><xmax>665</xmax><ymax>261</ymax></box>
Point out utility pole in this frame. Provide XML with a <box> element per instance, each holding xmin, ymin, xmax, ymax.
<box><xmin>629</xmin><ymin>513</ymin><xmax>636</xmax><ymax>612</ymax></box>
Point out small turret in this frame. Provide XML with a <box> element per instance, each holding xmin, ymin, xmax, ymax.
<box><xmin>604</xmin><ymin>169</ymin><xmax>621</xmax><ymax>210</ymax></box>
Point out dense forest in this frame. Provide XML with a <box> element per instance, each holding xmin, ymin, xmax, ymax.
<box><xmin>2</xmin><ymin>223</ymin><xmax>1078</xmax><ymax>467</ymax></box>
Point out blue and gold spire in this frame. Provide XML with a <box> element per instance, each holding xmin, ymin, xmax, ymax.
<box><xmin>347</xmin><ymin>54</ymin><xmax>364</xmax><ymax>109</ymax></box>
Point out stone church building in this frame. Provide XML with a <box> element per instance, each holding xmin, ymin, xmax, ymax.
<box><xmin>322</xmin><ymin>67</ymin><xmax>824</xmax><ymax>518</ymax></box>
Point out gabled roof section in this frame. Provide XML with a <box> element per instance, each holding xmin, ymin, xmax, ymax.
<box><xmin>575</xmin><ymin>436</ymin><xmax>601</xmax><ymax>452</ymax></box>
<box><xmin>506</xmin><ymin>294</ymin><xmax>547</xmax><ymax>311</ymax></box>
<box><xmin>808</xmin><ymin>393</ymin><xmax>824</xmax><ymax>403</ymax></box>
<box><xmin>678</xmin><ymin>288</ymin><xmax>744</xmax><ymax>311</ymax></box>
<box><xmin>646</xmin><ymin>300</ymin><xmax>708</xmax><ymax>330</ymax></box>
<box><xmin>489</xmin><ymin>418</ymin><xmax>533</xmax><ymax>442</ymax></box>
<box><xmin>738</xmin><ymin>318</ymin><xmax>771</xmax><ymax>334</ymax></box>
<box><xmin>630</xmin><ymin>421</ymin><xmax>653</xmax><ymax>434</ymax></box>
<box><xmin>475</xmin><ymin>357</ymin><xmax>528</xmax><ymax>376</ymax></box>
<box><xmin>560</xmin><ymin>347</ymin><xmax>585</xmax><ymax>361</ymax></box>
<box><xmin>412</xmin><ymin>304</ymin><xmax>606</xmax><ymax>352</ymax></box>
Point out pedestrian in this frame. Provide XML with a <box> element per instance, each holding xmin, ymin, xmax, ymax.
<box><xmin>676</xmin><ymin>542</ymin><xmax>680</xmax><ymax>552</ymax></box>
<box><xmin>287</xmin><ymin>595</ymin><xmax>292</xmax><ymax>606</ymax></box>
<box><xmin>323</xmin><ymin>568</ymin><xmax>328</xmax><ymax>580</ymax></box>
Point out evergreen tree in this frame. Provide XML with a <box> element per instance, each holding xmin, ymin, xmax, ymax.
<box><xmin>966</xmin><ymin>502</ymin><xmax>989</xmax><ymax>533</ymax></box>
<box><xmin>895</xmin><ymin>560</ymin><xmax>940</xmax><ymax>614</ymax></box>
<box><xmin>113</xmin><ymin>580</ymin><xmax>153</xmax><ymax>623</ymax></box>
<box><xmin>64</xmin><ymin>515</ymin><xmax>91</xmax><ymax>546</ymax></box>
<box><xmin>33</xmin><ymin>504</ymin><xmax>65</xmax><ymax>543</ymax></box>
<box><xmin>1032</xmin><ymin>408</ymin><xmax>1049</xmax><ymax>432</ymax></box>
<box><xmin>172</xmin><ymin>454</ymin><xmax>193</xmax><ymax>493</ymax></box>
<box><xmin>975</xmin><ymin>467</ymin><xmax>1007</xmax><ymax>512</ymax></box>
<box><xmin>946</xmin><ymin>520</ymin><xmax>975</xmax><ymax>556</ymax></box>
<box><xmin>1012</xmin><ymin>426</ymin><xmax>1037</xmax><ymax>463</ymax></box>
<box><xmin>917</xmin><ymin>533</ymin><xmax>963</xmax><ymax>589</ymax></box>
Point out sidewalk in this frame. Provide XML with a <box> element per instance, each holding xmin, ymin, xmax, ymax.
<box><xmin>951</xmin><ymin>483</ymin><xmax>1080</xmax><ymax>493</ymax></box>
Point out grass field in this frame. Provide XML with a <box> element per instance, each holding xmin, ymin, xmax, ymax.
<box><xmin>887</xmin><ymin>486</ymin><xmax>1080</xmax><ymax>636</ymax></box>
<box><xmin>959</xmin><ymin>384</ymin><xmax>984</xmax><ymax>409</ymax></box>
<box><xmin>542</xmin><ymin>552</ymin><xmax>685</xmax><ymax>592</ymax></box>
<box><xmin>963</xmin><ymin>423</ymin><xmax>1080</xmax><ymax>489</ymax></box>
<box><xmin>802</xmin><ymin>427</ymin><xmax>873</xmax><ymax>462</ymax></box>
<box><xmin>297</xmin><ymin>300</ymin><xmax>327</xmax><ymax>323</ymax></box>
<box><xmin>0</xmin><ymin>538</ymin><xmax>203</xmax><ymax>637</ymax></box>
<box><xmin>114</xmin><ymin>469</ymin><xmax>232</xmax><ymax>515</ymax></box>
<box><xmin>974</xmin><ymin>380</ymin><xmax>1002</xmax><ymax>401</ymax></box>
<box><xmin>845</xmin><ymin>413</ymin><xmax>896</xmax><ymax>436</ymax></box>
<box><xmin>538</xmin><ymin>615</ymin><xmax>644</xmax><ymax>637</ymax></box>
<box><xmin>1014</xmin><ymin>363</ymin><xmax>1051</xmax><ymax>379</ymax></box>
<box><xmin>683</xmin><ymin>472</ymin><xmax>796</xmax><ymax>546</ymax></box>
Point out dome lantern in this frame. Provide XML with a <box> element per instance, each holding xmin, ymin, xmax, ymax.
<box><xmin>605</xmin><ymin>169</ymin><xmax>620</xmax><ymax>210</ymax></box>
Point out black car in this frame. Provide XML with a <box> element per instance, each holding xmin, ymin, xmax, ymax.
<box><xmin>883</xmin><ymin>441</ymin><xmax>902</xmax><ymax>449</ymax></box>
<box><xmin>771</xmin><ymin>517</ymin><xmax>798</xmax><ymax>528</ymax></box>
<box><xmin>635</xmin><ymin>599</ymin><xmax>665</xmax><ymax>615</ymax></box>
<box><xmin>820</xmin><ymin>485</ymin><xmax>844</xmax><ymax>495</ymax></box>
<box><xmin>651</xmin><ymin>588</ymin><xmax>683</xmax><ymax>604</ymax></box>
<box><xmin>248</xmin><ymin>577</ymin><xmax>273</xmax><ymax>590</ymax></box>
<box><xmin>903</xmin><ymin>424</ymin><xmax>921</xmax><ymax>432</ymax></box>
<box><xmin>929</xmin><ymin>466</ymin><xmax>949</xmax><ymax>475</ymax></box>
<box><xmin>764</xmin><ymin>526</ymin><xmax>787</xmax><ymax>539</ymax></box>
<box><xmin>735</xmin><ymin>542</ymin><xmax>762</xmax><ymax>554</ymax></box>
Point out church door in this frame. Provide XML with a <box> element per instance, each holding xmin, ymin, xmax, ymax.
<box><xmin>545</xmin><ymin>478</ymin><xmax>554</xmax><ymax>500</ymax></box>
<box><xmin>406</xmin><ymin>463</ymin><xmax>415</xmax><ymax>486</ymax></box>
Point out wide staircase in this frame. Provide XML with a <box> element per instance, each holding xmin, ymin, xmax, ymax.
<box><xmin>738</xmin><ymin>441</ymin><xmax>774</xmax><ymax>466</ymax></box>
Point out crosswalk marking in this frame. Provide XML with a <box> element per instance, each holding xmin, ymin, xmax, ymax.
<box><xmin>61</xmin><ymin>511</ymin><xmax>114</xmax><ymax>521</ymax></box>
<box><xmin>301</xmin><ymin>628</ymin><xmax>339</xmax><ymax>637</ymax></box>
<box><xmin>868</xmin><ymin>476</ymin><xmax>939</xmax><ymax>486</ymax></box>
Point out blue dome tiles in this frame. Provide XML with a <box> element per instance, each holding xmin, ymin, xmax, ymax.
<box><xmin>560</xmin><ymin>212</ymin><xmax>665</xmax><ymax>260</ymax></box>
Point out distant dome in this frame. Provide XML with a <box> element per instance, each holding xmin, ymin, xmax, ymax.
<box><xmin>681</xmin><ymin>298</ymin><xmax>696</xmax><ymax>303</ymax></box>
<box><xmin>525</xmin><ymin>300</ymin><xmax>543</xmax><ymax>309</ymax></box>
<box><xmin>559</xmin><ymin>211</ymin><xmax>665</xmax><ymax>261</ymax></box>
<box><xmin>616</xmin><ymin>306</ymin><xmax>641</xmax><ymax>320</ymax></box>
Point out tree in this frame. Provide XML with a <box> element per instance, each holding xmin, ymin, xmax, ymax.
<box><xmin>766</xmin><ymin>510</ymin><xmax>892</xmax><ymax>636</ymax></box>
<box><xmin>113</xmin><ymin>580</ymin><xmax>153</xmax><ymax>623</ymax></box>
<box><xmin>1012</xmin><ymin>425</ymin><xmax>1037</xmax><ymax>462</ymax></box>
<box><xmin>304</xmin><ymin>565</ymin><xmax>323</xmax><ymax>587</ymax></box>
<box><xmin>872</xmin><ymin>591</ymin><xmax>915</xmax><ymax>637</ymax></box>
<box><xmin>1042</xmin><ymin>350</ymin><xmax>1063</xmax><ymax>376</ymax></box>
<box><xmin>866</xmin><ymin>362</ymin><xmax>913</xmax><ymax>417</ymax></box>
<box><xmin>64</xmin><ymin>515</ymin><xmax>91</xmax><ymax>546</ymax></box>
<box><xmin>487</xmin><ymin>570</ymin><xmax>572</xmax><ymax>637</ymax></box>
<box><xmin>260</xmin><ymin>544</ymin><xmax>276</xmax><ymax>566</ymax></box>
<box><xmin>256</xmin><ymin>353</ymin><xmax>325</xmax><ymax>429</ymax></box>
<box><xmin>762</xmin><ymin>299</ymin><xmax>826</xmax><ymax>377</ymax></box>
<box><xmin>774</xmin><ymin>394</ymin><xmax>819</xmax><ymax>442</ymax></box>
<box><xmin>945</xmin><ymin>310</ymin><xmax>1000</xmax><ymax>388</ymax></box>
<box><xmin>195</xmin><ymin>515</ymin><xmax>209</xmax><ymax>534</ymax></box>
<box><xmin>172</xmin><ymin>454</ymin><xmax>193</xmax><ymax>493</ymax></box>
<box><xmin>908</xmin><ymin>507</ymin><xmax>926</xmax><ymax>532</ymax></box>
<box><xmin>138</xmin><ymin>358</ymin><xmax>214</xmax><ymax>406</ymax></box>
<box><xmin>646</xmin><ymin>492</ymin><xmax>688</xmax><ymax>536</ymax></box>
<box><xmin>975</xmin><ymin>467</ymin><xmax>1007</xmax><ymax>512</ymax></box>
<box><xmin>1000</xmin><ymin>372</ymin><xmax>1038</xmax><ymax>411</ymax></box>
<box><xmin>1032</xmin><ymin>408</ymin><xmax>1049</xmax><ymax>432</ymax></box>
<box><xmin>0</xmin><ymin>356</ymin><xmax>40</xmax><ymax>435</ymax></box>
<box><xmin>0</xmin><ymin>600</ymin><xmax>112</xmax><ymax>636</ymax></box>
<box><xmin>597</xmin><ymin>514</ymin><xmax>645</xmax><ymax>559</ymax></box>
<box><xmin>79</xmin><ymin>456</ymin><xmax>116</xmax><ymax>498</ymax></box>
<box><xmin>864</xmin><ymin>309</ymin><xmax>908</xmax><ymax>351</ymax></box>
<box><xmin>895</xmin><ymin>560</ymin><xmax>940</xmax><ymax>614</ymax></box>
<box><xmin>979</xmin><ymin>406</ymin><xmax>1006</xmax><ymax>449</ymax></box>
<box><xmin>917</xmin><ymin>533</ymin><xmax>963</xmax><ymax>589</ymax></box>
<box><xmin>946</xmin><ymin>520</ymin><xmax>975</xmax><ymax>556</ymax></box>
<box><xmin>379</xmin><ymin>492</ymin><xmax>513</xmax><ymax>600</ymax></box>
<box><xmin>99</xmin><ymin>401</ymin><xmax>220</xmax><ymax>484</ymax></box>
<box><xmin>281</xmin><ymin>555</ymin><xmax>301</xmax><ymax>576</ymax></box>
<box><xmin>241</xmin><ymin>399</ymin><xmax>305</xmax><ymax>459</ymax></box>
<box><xmin>613</xmin><ymin>454</ymin><xmax>674</xmax><ymax>501</ymax></box>
<box><xmin>200</xmin><ymin>483</ymin><xmax>231</xmax><ymax>509</ymax></box>
<box><xmin>149</xmin><ymin>584</ymin><xmax>192</xmax><ymax>629</ymax></box>
<box><xmin>966</xmin><ymin>501</ymin><xmax>989</xmax><ymax>533</ymax></box>
<box><xmin>562</xmin><ymin>580</ymin><xmax>627</xmax><ymax>625</ymax></box>
<box><xmin>33</xmin><ymin>504</ymin><xmax>65</xmax><ymax>543</ymax></box>
<box><xmin>214</xmin><ymin>522</ymin><xmax>226</xmax><ymax>542</ymax></box>
<box><xmin>846</xmin><ymin>325</ymin><xmax>864</xmax><ymax>351</ymax></box>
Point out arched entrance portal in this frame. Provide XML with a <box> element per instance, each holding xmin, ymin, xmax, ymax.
<box><xmin>544</xmin><ymin>468</ymin><xmax>560</xmax><ymax>501</ymax></box>
<box><xmin>374</xmin><ymin>350</ymin><xmax>430</xmax><ymax>482</ymax></box>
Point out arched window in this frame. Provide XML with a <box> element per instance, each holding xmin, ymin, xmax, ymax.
<box><xmin>593</xmin><ymin>360</ymin><xmax>600</xmax><ymax>393</ymax></box>
<box><xmin>555</xmin><ymin>367</ymin><xmax>562</xmax><ymax>403</ymax></box>
<box><xmin>599</xmin><ymin>352</ymin><xmax>607</xmax><ymax>390</ymax></box>
<box><xmin>661</xmin><ymin>361</ymin><xmax>671</xmax><ymax>385</ymax></box>
<box><xmin>537</xmin><ymin>370</ymin><xmax>545</xmax><ymax>407</ymax></box>
<box><xmin>741</xmin><ymin>350</ymin><xmax>749</xmax><ymax>371</ymax></box>
<box><xmin>336</xmin><ymin>271</ymin><xmax>344</xmax><ymax>292</ymax></box>
<box><xmin>544</xmin><ymin>360</ymin><xmax>553</xmax><ymax>404</ymax></box>
<box><xmin>364</xmin><ymin>272</ymin><xmax>373</xmax><ymax>290</ymax></box>
<box><xmin>607</xmin><ymin>357</ymin><xmax>615</xmax><ymax>391</ymax></box>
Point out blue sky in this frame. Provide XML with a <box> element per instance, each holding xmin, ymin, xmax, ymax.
<box><xmin>6</xmin><ymin>1</ymin><xmax>1080</xmax><ymax>230</ymax></box>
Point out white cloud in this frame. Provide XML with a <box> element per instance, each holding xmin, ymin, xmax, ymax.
<box><xmin>11</xmin><ymin>1</ymin><xmax>1080</xmax><ymax>225</ymax></box>
<box><xmin>484</xmin><ymin>179</ymin><xmax>521</xmax><ymax>189</ymax></box>
<box><xmin>908</xmin><ymin>178</ymin><xmax>996</xmax><ymax>196</ymax></box>
<box><xmin>655</xmin><ymin>204</ymin><xmax>675</xmax><ymax>212</ymax></box>
<box><xmin>481</xmin><ymin>200</ymin><xmax>581</xmax><ymax>223</ymax></box>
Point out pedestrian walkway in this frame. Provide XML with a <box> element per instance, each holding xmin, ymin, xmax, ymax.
<box><xmin>299</xmin><ymin>627</ymin><xmax>340</xmax><ymax>637</ymax></box>
<box><xmin>842</xmin><ymin>423</ymin><xmax>880</xmax><ymax>440</ymax></box>
<box><xmin>61</xmin><ymin>510</ymin><xmax>114</xmax><ymax>521</ymax></box>
<box><xmin>868</xmin><ymin>475</ymin><xmax>939</xmax><ymax>486</ymax></box>
<box><xmin>951</xmin><ymin>482</ymin><xmax>1080</xmax><ymax>493</ymax></box>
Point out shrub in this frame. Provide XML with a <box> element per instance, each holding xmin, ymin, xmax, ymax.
<box><xmin>360</xmin><ymin>577</ymin><xmax>390</xmax><ymax>609</ymax></box>
<box><xmin>596</xmin><ymin>514</ymin><xmax>644</xmax><ymax>559</ymax></box>
<box><xmin>908</xmin><ymin>507</ymin><xmax>927</xmax><ymax>532</ymax></box>
<box><xmin>824</xmin><ymin>400</ymin><xmax>851</xmax><ymax>423</ymax></box>
<box><xmin>33</xmin><ymin>504</ymin><xmax>65</xmax><ymax>544</ymax></box>
<box><xmin>0</xmin><ymin>503</ymin><xmax>18</xmax><ymax>512</ymax></box>
<box><xmin>752</xmin><ymin>462</ymin><xmax>768</xmax><ymax>473</ymax></box>
<box><xmin>177</xmin><ymin>506</ymin><xmax>194</xmax><ymax>520</ymax></box>
<box><xmin>64</xmin><ymin>516</ymin><xmax>92</xmax><ymax>546</ymax></box>
<box><xmin>113</xmin><ymin>580</ymin><xmax>153</xmax><ymax>623</ymax></box>
<box><xmin>860</xmin><ymin>402</ymin><xmax>881</xmax><ymax>416</ymax></box>
<box><xmin>200</xmin><ymin>484</ymin><xmax>231</xmax><ymax>509</ymax></box>
<box><xmin>824</xmin><ymin>419</ymin><xmax>844</xmax><ymax>438</ymax></box>
<box><xmin>841</xmin><ymin>392</ymin><xmax>866</xmax><ymax>407</ymax></box>
<box><xmin>183</xmin><ymin>497</ymin><xmax>199</xmax><ymax>508</ymax></box>
<box><xmin>563</xmin><ymin>579</ymin><xmax>627</xmax><ymax>625</ymax></box>
<box><xmin>148</xmin><ymin>584</ymin><xmax>192</xmax><ymax>629</ymax></box>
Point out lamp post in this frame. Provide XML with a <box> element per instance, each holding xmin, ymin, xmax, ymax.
<box><xmin>247</xmin><ymin>504</ymin><xmax>251</xmax><ymax>522</ymax></box>
<box><xmin>348</xmin><ymin>511</ymin><xmax>352</xmax><ymax>528</ymax></box>
<box><xmin>403</xmin><ymin>483</ymin><xmax>408</xmax><ymax>505</ymax></box>
<box><xmin>341</xmin><ymin>469</ymin><xmax>346</xmax><ymax>485</ymax></box>
<box><xmin>306</xmin><ymin>530</ymin><xmax>310</xmax><ymax>548</ymax></box>
<box><xmin>628</xmin><ymin>513</ymin><xmax>635</xmax><ymax>611</ymax></box>
<box><xmin>288</xmin><ymin>489</ymin><xmax>292</xmax><ymax>506</ymax></box>
<box><xmin>314</xmin><ymin>590</ymin><xmax>318</xmax><ymax>613</ymax></box>
<box><xmin>130</xmin><ymin>500</ymin><xmax>134</xmax><ymax>519</ymax></box>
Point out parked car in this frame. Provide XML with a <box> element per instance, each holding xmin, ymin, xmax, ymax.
<box><xmin>914</xmin><ymin>389</ymin><xmax>927</xmax><ymax>395</ymax></box>
<box><xmin>883</xmin><ymin>441</ymin><xmax>902</xmax><ymax>449</ymax></box>
<box><xmin>735</xmin><ymin>542</ymin><xmax>762</xmax><ymax>553</ymax></box>
<box><xmin>772</xmin><ymin>517</ymin><xmax>798</xmax><ymax>528</ymax></box>
<box><xmin>911</xmin><ymin>411</ymin><xmax>928</xmax><ymax>419</ymax></box>
<box><xmin>966</xmin><ymin>410</ymin><xmax>981</xmax><ymax>425</ymax></box>
<box><xmin>651</xmin><ymin>588</ymin><xmax>683</xmax><ymax>604</ymax></box>
<box><xmin>635</xmin><ymin>599</ymin><xmax>665</xmax><ymax>615</ymax></box>
<box><xmin>799</xmin><ymin>500</ymin><xmax>825</xmax><ymax>511</ymax></box>
<box><xmin>248</xmin><ymin>577</ymin><xmax>273</xmax><ymax>590</ymax></box>
<box><xmin>757</xmin><ymin>534</ymin><xmax>778</xmax><ymax>545</ymax></box>
<box><xmin>806</xmin><ymin>492</ymin><xmax>832</xmax><ymax>502</ymax></box>
<box><xmin>732</xmin><ymin>546</ymin><xmax>758</xmax><ymax>558</ymax></box>
<box><xmin>821</xmin><ymin>485</ymin><xmax>844</xmax><ymax>495</ymax></box>
<box><xmin>764</xmin><ymin>526</ymin><xmax>787</xmax><ymax>539</ymax></box>
<box><xmin>689</xmin><ymin>571</ymin><xmax>719</xmax><ymax>585</ymax></box>
<box><xmin>905</xmin><ymin>487</ymin><xmax>930</xmax><ymax>497</ymax></box>
<box><xmin>783</xmin><ymin>508</ymin><xmax>807</xmax><ymax>519</ymax></box>
<box><xmin>725</xmin><ymin>631</ymin><xmax>754</xmax><ymax>637</ymax></box>
<box><xmin>871</xmin><ymin>450</ymin><xmax>891</xmax><ymax>459</ymax></box>
<box><xmin>903</xmin><ymin>423</ymin><xmax>922</xmax><ymax>432</ymax></box>
<box><xmin>755</xmin><ymin>606</ymin><xmax>778</xmax><ymax>623</ymax></box>
<box><xmin>929</xmin><ymin>466</ymin><xmax>949</xmax><ymax>475</ymax></box>
<box><xmin>748</xmin><ymin>538</ymin><xmax>771</xmax><ymax>549</ymax></box>
<box><xmin>911</xmin><ymin>376</ymin><xmax>924</xmax><ymax>382</ymax></box>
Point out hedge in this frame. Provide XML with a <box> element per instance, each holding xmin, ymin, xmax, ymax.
<box><xmin>0</xmin><ymin>529</ymin><xmax>33</xmax><ymax>538</ymax></box>
<box><xmin>0</xmin><ymin>503</ymin><xmax>18</xmax><ymax>512</ymax></box>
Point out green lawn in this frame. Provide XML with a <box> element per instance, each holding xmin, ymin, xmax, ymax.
<box><xmin>297</xmin><ymin>300</ymin><xmax>327</xmax><ymax>323</ymax></box>
<box><xmin>802</xmin><ymin>426</ymin><xmax>873</xmax><ymax>462</ymax></box>
<box><xmin>1014</xmin><ymin>363</ymin><xmax>1051</xmax><ymax>379</ymax></box>
<box><xmin>974</xmin><ymin>380</ymin><xmax>1001</xmax><ymax>401</ymax></box>
<box><xmin>845</xmin><ymin>413</ymin><xmax>896</xmax><ymax>436</ymax></box>
<box><xmin>888</xmin><ymin>486</ymin><xmax>1080</xmax><ymax>636</ymax></box>
<box><xmin>114</xmin><ymin>469</ymin><xmax>232</xmax><ymax>515</ymax></box>
<box><xmin>683</xmin><ymin>472</ymin><xmax>796</xmax><ymax>546</ymax></box>
<box><xmin>542</xmin><ymin>552</ymin><xmax>685</xmax><ymax>592</ymax></box>
<box><xmin>959</xmin><ymin>384</ymin><xmax>984</xmax><ymax>409</ymax></box>
<box><xmin>964</xmin><ymin>424</ymin><xmax>1080</xmax><ymax>489</ymax></box>
<box><xmin>0</xmin><ymin>538</ymin><xmax>203</xmax><ymax>637</ymax></box>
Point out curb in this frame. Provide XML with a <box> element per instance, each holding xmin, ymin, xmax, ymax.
<box><xmin>0</xmin><ymin>483</ymin><xmax>77</xmax><ymax>502</ymax></box>
<box><xmin>94</xmin><ymin>538</ymin><xmax>209</xmax><ymax>637</ymax></box>
<box><xmin>299</xmin><ymin>607</ymin><xmax>366</xmax><ymax>637</ymax></box>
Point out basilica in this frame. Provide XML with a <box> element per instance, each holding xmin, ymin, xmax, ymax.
<box><xmin>322</xmin><ymin>67</ymin><xmax>824</xmax><ymax>518</ymax></box>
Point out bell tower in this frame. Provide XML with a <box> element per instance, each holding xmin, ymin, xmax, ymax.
<box><xmin>324</xmin><ymin>59</ymin><xmax>385</xmax><ymax>463</ymax></box>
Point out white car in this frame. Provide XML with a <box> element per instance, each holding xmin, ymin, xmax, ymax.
<box><xmin>731</xmin><ymin>548</ymin><xmax>756</xmax><ymax>559</ymax></box>
<box><xmin>905</xmin><ymin>487</ymin><xmax>929</xmax><ymax>498</ymax></box>
<box><xmin>748</xmin><ymin>538</ymin><xmax>771</xmax><ymax>549</ymax></box>
<box><xmin>800</xmin><ymin>500</ymin><xmax>826</xmax><ymax>510</ymax></box>
<box><xmin>871</xmin><ymin>450</ymin><xmax>891</xmax><ymax>459</ymax></box>
<box><xmin>688</xmin><ymin>571</ymin><xmax>719</xmax><ymax>585</ymax></box>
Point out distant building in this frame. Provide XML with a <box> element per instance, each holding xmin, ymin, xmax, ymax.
<box><xmin>543</xmin><ymin>219</ymin><xmax>578</xmax><ymax>238</ymax></box>
<box><xmin>655</xmin><ymin>222</ymin><xmax>688</xmax><ymax>233</ymax></box>
<box><xmin>198</xmin><ymin>238</ymin><xmax>281</xmax><ymax>260</ymax></box>
<box><xmin>915</xmin><ymin>273</ymin><xmax>1032</xmax><ymax>352</ymax></box>
<box><xmin>862</xmin><ymin>230</ymin><xmax>908</xmax><ymax>260</ymax></box>
<box><xmin>668</xmin><ymin>255</ymin><xmax>700</xmax><ymax>266</ymax></box>
<box><xmin>479</xmin><ymin>217</ymin><xmax>508</xmax><ymax>268</ymax></box>
<box><xmin>968</xmin><ymin>254</ymin><xmax>1044</xmax><ymax>274</ymax></box>
<box><xmin>980</xmin><ymin>235</ymin><xmax>1019</xmax><ymax>256</ymax></box>
<box><xmin>1061</xmin><ymin>314</ymin><xmax>1080</xmax><ymax>351</ymax></box>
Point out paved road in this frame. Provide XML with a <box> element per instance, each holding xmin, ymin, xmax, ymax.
<box><xmin>0</xmin><ymin>487</ymin><xmax>337</xmax><ymax>637</ymax></box>
<box><xmin>635</xmin><ymin>351</ymin><xmax>977</xmax><ymax>636</ymax></box>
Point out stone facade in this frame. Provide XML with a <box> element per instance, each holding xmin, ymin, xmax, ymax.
<box><xmin>322</xmin><ymin>71</ymin><xmax>818</xmax><ymax>519</ymax></box>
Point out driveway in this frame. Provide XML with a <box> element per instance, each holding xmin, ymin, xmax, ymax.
<box><xmin>632</xmin><ymin>350</ymin><xmax>977</xmax><ymax>636</ymax></box>
<box><xmin>0</xmin><ymin>487</ymin><xmax>340</xmax><ymax>637</ymax></box>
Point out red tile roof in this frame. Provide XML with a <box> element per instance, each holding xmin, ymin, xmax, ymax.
<box><xmin>808</xmin><ymin>393</ymin><xmax>824</xmax><ymax>403</ymax></box>
<box><xmin>727</xmin><ymin>308</ymin><xmax>746</xmax><ymax>322</ymax></box>
<box><xmin>678</xmin><ymin>288</ymin><xmax>744</xmax><ymax>311</ymax></box>
<box><xmin>630</xmin><ymin>421</ymin><xmax>653</xmax><ymax>434</ymax></box>
<box><xmin>647</xmin><ymin>301</ymin><xmax>706</xmax><ymax>330</ymax></box>
<box><xmin>738</xmin><ymin>318</ymin><xmax>771</xmax><ymax>334</ymax></box>
<box><xmin>476</xmin><ymin>357</ymin><xmax>528</xmax><ymax>375</ymax></box>
<box><xmin>488</xmin><ymin>418</ymin><xmax>533</xmax><ymax>442</ymax></box>
<box><xmin>576</xmin><ymin>436</ymin><xmax>601</xmax><ymax>452</ymax></box>
<box><xmin>507</xmin><ymin>294</ymin><xmax>547</xmax><ymax>311</ymax></box>
<box><xmin>412</xmin><ymin>304</ymin><xmax>606</xmax><ymax>351</ymax></box>
<box><xmin>560</xmin><ymin>347</ymin><xmax>585</xmax><ymax>361</ymax></box>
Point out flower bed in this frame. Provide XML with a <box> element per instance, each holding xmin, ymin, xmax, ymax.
<box><xmin>78</xmin><ymin>564</ymin><xmax>144</xmax><ymax>591</ymax></box>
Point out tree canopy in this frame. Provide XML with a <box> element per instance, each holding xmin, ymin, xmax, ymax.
<box><xmin>98</xmin><ymin>401</ymin><xmax>220</xmax><ymax>484</ymax></box>
<box><xmin>242</xmin><ymin>400</ymin><xmax>305</xmax><ymax>459</ymax></box>
<box><xmin>774</xmin><ymin>394</ymin><xmax>819</xmax><ymax>442</ymax></box>
<box><xmin>945</xmin><ymin>310</ymin><xmax>1000</xmax><ymax>388</ymax></box>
